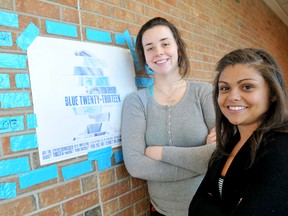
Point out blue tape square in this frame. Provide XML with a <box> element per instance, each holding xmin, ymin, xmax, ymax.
<box><xmin>10</xmin><ymin>134</ymin><xmax>38</xmax><ymax>152</ymax></box>
<box><xmin>86</xmin><ymin>28</ymin><xmax>112</xmax><ymax>43</ymax></box>
<box><xmin>19</xmin><ymin>164</ymin><xmax>58</xmax><ymax>189</ymax></box>
<box><xmin>16</xmin><ymin>22</ymin><xmax>40</xmax><ymax>51</ymax></box>
<box><xmin>0</xmin><ymin>92</ymin><xmax>31</xmax><ymax>108</ymax></box>
<box><xmin>0</xmin><ymin>157</ymin><xmax>30</xmax><ymax>177</ymax></box>
<box><xmin>114</xmin><ymin>33</ymin><xmax>126</xmax><ymax>45</ymax></box>
<box><xmin>0</xmin><ymin>53</ymin><xmax>27</xmax><ymax>69</ymax></box>
<box><xmin>0</xmin><ymin>32</ymin><xmax>13</xmax><ymax>46</ymax></box>
<box><xmin>0</xmin><ymin>183</ymin><xmax>17</xmax><ymax>199</ymax></box>
<box><xmin>0</xmin><ymin>116</ymin><xmax>25</xmax><ymax>134</ymax></box>
<box><xmin>0</xmin><ymin>74</ymin><xmax>10</xmax><ymax>89</ymax></box>
<box><xmin>0</xmin><ymin>12</ymin><xmax>19</xmax><ymax>28</ymax></box>
<box><xmin>15</xmin><ymin>74</ymin><xmax>30</xmax><ymax>88</ymax></box>
<box><xmin>26</xmin><ymin>114</ymin><xmax>37</xmax><ymax>129</ymax></box>
<box><xmin>46</xmin><ymin>20</ymin><xmax>77</xmax><ymax>37</ymax></box>
<box><xmin>114</xmin><ymin>150</ymin><xmax>123</xmax><ymax>163</ymax></box>
<box><xmin>62</xmin><ymin>160</ymin><xmax>92</xmax><ymax>181</ymax></box>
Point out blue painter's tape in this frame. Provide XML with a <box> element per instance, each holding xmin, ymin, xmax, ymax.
<box><xmin>19</xmin><ymin>164</ymin><xmax>58</xmax><ymax>189</ymax></box>
<box><xmin>0</xmin><ymin>74</ymin><xmax>10</xmax><ymax>89</ymax></box>
<box><xmin>10</xmin><ymin>134</ymin><xmax>38</xmax><ymax>152</ymax></box>
<box><xmin>46</xmin><ymin>20</ymin><xmax>77</xmax><ymax>38</ymax></box>
<box><xmin>0</xmin><ymin>32</ymin><xmax>13</xmax><ymax>46</ymax></box>
<box><xmin>26</xmin><ymin>114</ymin><xmax>37</xmax><ymax>129</ymax></box>
<box><xmin>62</xmin><ymin>160</ymin><xmax>92</xmax><ymax>181</ymax></box>
<box><xmin>88</xmin><ymin>146</ymin><xmax>112</xmax><ymax>171</ymax></box>
<box><xmin>145</xmin><ymin>64</ymin><xmax>154</xmax><ymax>75</ymax></box>
<box><xmin>86</xmin><ymin>28</ymin><xmax>112</xmax><ymax>43</ymax></box>
<box><xmin>0</xmin><ymin>12</ymin><xmax>19</xmax><ymax>28</ymax></box>
<box><xmin>15</xmin><ymin>74</ymin><xmax>30</xmax><ymax>88</ymax></box>
<box><xmin>114</xmin><ymin>150</ymin><xmax>123</xmax><ymax>163</ymax></box>
<box><xmin>88</xmin><ymin>146</ymin><xmax>112</xmax><ymax>160</ymax></box>
<box><xmin>0</xmin><ymin>116</ymin><xmax>24</xmax><ymax>134</ymax></box>
<box><xmin>114</xmin><ymin>33</ymin><xmax>126</xmax><ymax>45</ymax></box>
<box><xmin>0</xmin><ymin>53</ymin><xmax>27</xmax><ymax>69</ymax></box>
<box><xmin>0</xmin><ymin>157</ymin><xmax>30</xmax><ymax>177</ymax></box>
<box><xmin>16</xmin><ymin>22</ymin><xmax>40</xmax><ymax>51</ymax></box>
<box><xmin>0</xmin><ymin>92</ymin><xmax>31</xmax><ymax>108</ymax></box>
<box><xmin>135</xmin><ymin>77</ymin><xmax>154</xmax><ymax>87</ymax></box>
<box><xmin>0</xmin><ymin>182</ymin><xmax>17</xmax><ymax>199</ymax></box>
<box><xmin>123</xmin><ymin>30</ymin><xmax>141</xmax><ymax>72</ymax></box>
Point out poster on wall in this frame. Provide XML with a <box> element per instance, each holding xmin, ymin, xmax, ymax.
<box><xmin>27</xmin><ymin>36</ymin><xmax>137</xmax><ymax>165</ymax></box>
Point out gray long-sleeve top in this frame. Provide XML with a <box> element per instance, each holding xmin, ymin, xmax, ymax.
<box><xmin>121</xmin><ymin>80</ymin><xmax>216</xmax><ymax>216</ymax></box>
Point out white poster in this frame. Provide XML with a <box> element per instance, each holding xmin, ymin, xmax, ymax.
<box><xmin>27</xmin><ymin>36</ymin><xmax>137</xmax><ymax>165</ymax></box>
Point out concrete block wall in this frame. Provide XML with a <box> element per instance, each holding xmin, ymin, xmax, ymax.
<box><xmin>0</xmin><ymin>0</ymin><xmax>287</xmax><ymax>215</ymax></box>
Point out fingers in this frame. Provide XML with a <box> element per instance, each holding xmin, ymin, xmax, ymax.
<box><xmin>206</xmin><ymin>127</ymin><xmax>216</xmax><ymax>144</ymax></box>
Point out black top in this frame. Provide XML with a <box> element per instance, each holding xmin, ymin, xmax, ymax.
<box><xmin>189</xmin><ymin>130</ymin><xmax>288</xmax><ymax>216</ymax></box>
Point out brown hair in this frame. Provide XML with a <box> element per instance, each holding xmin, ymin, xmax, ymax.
<box><xmin>135</xmin><ymin>17</ymin><xmax>190</xmax><ymax>78</ymax></box>
<box><xmin>211</xmin><ymin>48</ymin><xmax>288</xmax><ymax>166</ymax></box>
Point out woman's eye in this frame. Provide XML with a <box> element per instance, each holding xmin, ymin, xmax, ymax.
<box><xmin>146</xmin><ymin>47</ymin><xmax>153</xmax><ymax>52</ymax></box>
<box><xmin>219</xmin><ymin>86</ymin><xmax>229</xmax><ymax>91</ymax></box>
<box><xmin>243</xmin><ymin>85</ymin><xmax>253</xmax><ymax>90</ymax></box>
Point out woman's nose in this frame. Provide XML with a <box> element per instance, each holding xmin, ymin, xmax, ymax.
<box><xmin>155</xmin><ymin>47</ymin><xmax>163</xmax><ymax>57</ymax></box>
<box><xmin>228</xmin><ymin>88</ymin><xmax>241</xmax><ymax>101</ymax></box>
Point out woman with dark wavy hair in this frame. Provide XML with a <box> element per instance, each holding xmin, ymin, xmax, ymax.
<box><xmin>189</xmin><ymin>48</ymin><xmax>288</xmax><ymax>215</ymax></box>
<box><xmin>121</xmin><ymin>17</ymin><xmax>216</xmax><ymax>216</ymax></box>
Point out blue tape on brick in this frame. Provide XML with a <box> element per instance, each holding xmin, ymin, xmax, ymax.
<box><xmin>15</xmin><ymin>74</ymin><xmax>30</xmax><ymax>88</ymax></box>
<box><xmin>0</xmin><ymin>74</ymin><xmax>10</xmax><ymax>88</ymax></box>
<box><xmin>0</xmin><ymin>157</ymin><xmax>30</xmax><ymax>177</ymax></box>
<box><xmin>10</xmin><ymin>134</ymin><xmax>38</xmax><ymax>152</ymax></box>
<box><xmin>0</xmin><ymin>32</ymin><xmax>13</xmax><ymax>46</ymax></box>
<box><xmin>0</xmin><ymin>183</ymin><xmax>17</xmax><ymax>199</ymax></box>
<box><xmin>0</xmin><ymin>92</ymin><xmax>31</xmax><ymax>108</ymax></box>
<box><xmin>114</xmin><ymin>150</ymin><xmax>123</xmax><ymax>163</ymax></box>
<box><xmin>62</xmin><ymin>160</ymin><xmax>92</xmax><ymax>181</ymax></box>
<box><xmin>88</xmin><ymin>146</ymin><xmax>112</xmax><ymax>171</ymax></box>
<box><xmin>46</xmin><ymin>20</ymin><xmax>77</xmax><ymax>37</ymax></box>
<box><xmin>0</xmin><ymin>53</ymin><xmax>27</xmax><ymax>69</ymax></box>
<box><xmin>135</xmin><ymin>77</ymin><xmax>154</xmax><ymax>87</ymax></box>
<box><xmin>114</xmin><ymin>33</ymin><xmax>126</xmax><ymax>45</ymax></box>
<box><xmin>0</xmin><ymin>11</ymin><xmax>19</xmax><ymax>28</ymax></box>
<box><xmin>27</xmin><ymin>114</ymin><xmax>37</xmax><ymax>129</ymax></box>
<box><xmin>0</xmin><ymin>116</ymin><xmax>25</xmax><ymax>134</ymax></box>
<box><xmin>19</xmin><ymin>164</ymin><xmax>58</xmax><ymax>189</ymax></box>
<box><xmin>16</xmin><ymin>22</ymin><xmax>40</xmax><ymax>51</ymax></box>
<box><xmin>86</xmin><ymin>28</ymin><xmax>112</xmax><ymax>43</ymax></box>
<box><xmin>123</xmin><ymin>30</ymin><xmax>141</xmax><ymax>72</ymax></box>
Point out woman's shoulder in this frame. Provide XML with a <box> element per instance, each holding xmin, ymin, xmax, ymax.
<box><xmin>124</xmin><ymin>88</ymin><xmax>150</xmax><ymax>104</ymax></box>
<box><xmin>186</xmin><ymin>80</ymin><xmax>213</xmax><ymax>98</ymax></box>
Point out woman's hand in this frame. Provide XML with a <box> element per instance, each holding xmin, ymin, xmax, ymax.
<box><xmin>206</xmin><ymin>127</ymin><xmax>216</xmax><ymax>144</ymax></box>
<box><xmin>145</xmin><ymin>146</ymin><xmax>163</xmax><ymax>161</ymax></box>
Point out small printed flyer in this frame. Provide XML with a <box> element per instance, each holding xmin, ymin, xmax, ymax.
<box><xmin>27</xmin><ymin>36</ymin><xmax>137</xmax><ymax>165</ymax></box>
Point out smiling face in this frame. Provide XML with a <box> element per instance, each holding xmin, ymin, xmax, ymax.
<box><xmin>217</xmin><ymin>64</ymin><xmax>271</xmax><ymax>132</ymax></box>
<box><xmin>142</xmin><ymin>25</ymin><xmax>179</xmax><ymax>76</ymax></box>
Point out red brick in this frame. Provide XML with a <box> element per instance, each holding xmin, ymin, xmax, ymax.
<box><xmin>32</xmin><ymin>206</ymin><xmax>62</xmax><ymax>216</ymax></box>
<box><xmin>0</xmin><ymin>196</ymin><xmax>36</xmax><ymax>215</ymax></box>
<box><xmin>39</xmin><ymin>180</ymin><xmax>81</xmax><ymax>207</ymax></box>
<box><xmin>63</xmin><ymin>191</ymin><xmax>99</xmax><ymax>215</ymax></box>
<box><xmin>16</xmin><ymin>0</ymin><xmax>60</xmax><ymax>19</ymax></box>
<box><xmin>0</xmin><ymin>0</ymin><xmax>13</xmax><ymax>10</ymax></box>
<box><xmin>102</xmin><ymin>199</ymin><xmax>119</xmax><ymax>215</ymax></box>
<box><xmin>101</xmin><ymin>179</ymin><xmax>130</xmax><ymax>202</ymax></box>
<box><xmin>82</xmin><ymin>174</ymin><xmax>98</xmax><ymax>193</ymax></box>
<box><xmin>99</xmin><ymin>168</ymin><xmax>115</xmax><ymax>187</ymax></box>
<box><xmin>115</xmin><ymin>165</ymin><xmax>129</xmax><ymax>180</ymax></box>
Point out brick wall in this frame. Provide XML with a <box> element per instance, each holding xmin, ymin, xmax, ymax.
<box><xmin>0</xmin><ymin>0</ymin><xmax>287</xmax><ymax>216</ymax></box>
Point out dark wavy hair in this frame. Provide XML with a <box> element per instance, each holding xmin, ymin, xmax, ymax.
<box><xmin>210</xmin><ymin>48</ymin><xmax>288</xmax><ymax>166</ymax></box>
<box><xmin>135</xmin><ymin>17</ymin><xmax>190</xmax><ymax>78</ymax></box>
